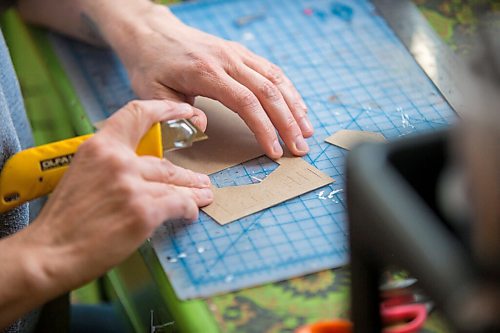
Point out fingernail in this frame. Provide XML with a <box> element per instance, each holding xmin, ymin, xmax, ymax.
<box><xmin>200</xmin><ymin>188</ymin><xmax>213</xmax><ymax>199</ymax></box>
<box><xmin>300</xmin><ymin>117</ymin><xmax>314</xmax><ymax>134</ymax></box>
<box><xmin>295</xmin><ymin>135</ymin><xmax>309</xmax><ymax>153</ymax></box>
<box><xmin>273</xmin><ymin>139</ymin><xmax>283</xmax><ymax>156</ymax></box>
<box><xmin>198</xmin><ymin>174</ymin><xmax>211</xmax><ymax>187</ymax></box>
<box><xmin>191</xmin><ymin>115</ymin><xmax>200</xmax><ymax>126</ymax></box>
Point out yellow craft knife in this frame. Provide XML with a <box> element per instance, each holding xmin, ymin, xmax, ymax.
<box><xmin>0</xmin><ymin>119</ymin><xmax>207</xmax><ymax>213</ymax></box>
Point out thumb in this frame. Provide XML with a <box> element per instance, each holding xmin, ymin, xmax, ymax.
<box><xmin>153</xmin><ymin>90</ymin><xmax>208</xmax><ymax>132</ymax></box>
<box><xmin>101</xmin><ymin>100</ymin><xmax>194</xmax><ymax>148</ymax></box>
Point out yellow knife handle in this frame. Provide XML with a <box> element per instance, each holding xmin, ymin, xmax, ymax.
<box><xmin>0</xmin><ymin>123</ymin><xmax>162</xmax><ymax>213</ymax></box>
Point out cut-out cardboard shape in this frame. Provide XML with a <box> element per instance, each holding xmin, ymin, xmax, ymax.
<box><xmin>202</xmin><ymin>155</ymin><xmax>333</xmax><ymax>225</ymax></box>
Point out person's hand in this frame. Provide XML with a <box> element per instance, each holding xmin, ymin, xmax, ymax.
<box><xmin>101</xmin><ymin>4</ymin><xmax>314</xmax><ymax>159</ymax></box>
<box><xmin>18</xmin><ymin>0</ymin><xmax>313</xmax><ymax>158</ymax></box>
<box><xmin>22</xmin><ymin>100</ymin><xmax>213</xmax><ymax>296</ymax></box>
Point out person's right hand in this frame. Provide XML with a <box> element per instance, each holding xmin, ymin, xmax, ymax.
<box><xmin>21</xmin><ymin>99</ymin><xmax>213</xmax><ymax>298</ymax></box>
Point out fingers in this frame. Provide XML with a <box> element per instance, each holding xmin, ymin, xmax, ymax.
<box><xmin>192</xmin><ymin>45</ymin><xmax>313</xmax><ymax>158</ymax></box>
<box><xmin>145</xmin><ymin>182</ymin><xmax>213</xmax><ymax>208</ymax></box>
<box><xmin>101</xmin><ymin>99</ymin><xmax>195</xmax><ymax>148</ymax></box>
<box><xmin>189</xmin><ymin>106</ymin><xmax>208</xmax><ymax>132</ymax></box>
<box><xmin>153</xmin><ymin>193</ymin><xmax>199</xmax><ymax>222</ymax></box>
<box><xmin>139</xmin><ymin>156</ymin><xmax>211</xmax><ymax>188</ymax></box>
<box><xmin>138</xmin><ymin>157</ymin><xmax>213</xmax><ymax>223</ymax></box>
<box><xmin>229</xmin><ymin>65</ymin><xmax>310</xmax><ymax>156</ymax></box>
<box><xmin>149</xmin><ymin>88</ymin><xmax>207</xmax><ymax>131</ymax></box>
<box><xmin>244</xmin><ymin>56</ymin><xmax>313</xmax><ymax>138</ymax></box>
<box><xmin>146</xmin><ymin>183</ymin><xmax>213</xmax><ymax>222</ymax></box>
<box><xmin>172</xmin><ymin>185</ymin><xmax>213</xmax><ymax>208</ymax></box>
<box><xmin>200</xmin><ymin>72</ymin><xmax>284</xmax><ymax>159</ymax></box>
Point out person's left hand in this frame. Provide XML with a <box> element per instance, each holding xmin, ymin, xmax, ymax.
<box><xmin>101</xmin><ymin>4</ymin><xmax>314</xmax><ymax>159</ymax></box>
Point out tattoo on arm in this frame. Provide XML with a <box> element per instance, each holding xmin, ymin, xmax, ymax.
<box><xmin>80</xmin><ymin>13</ymin><xmax>106</xmax><ymax>45</ymax></box>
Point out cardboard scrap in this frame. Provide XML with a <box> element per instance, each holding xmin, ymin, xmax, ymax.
<box><xmin>166</xmin><ymin>97</ymin><xmax>264</xmax><ymax>175</ymax></box>
<box><xmin>325</xmin><ymin>129</ymin><xmax>386</xmax><ymax>150</ymax></box>
<box><xmin>202</xmin><ymin>155</ymin><xmax>333</xmax><ymax>225</ymax></box>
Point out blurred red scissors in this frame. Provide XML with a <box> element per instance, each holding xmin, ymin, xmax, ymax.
<box><xmin>296</xmin><ymin>276</ymin><xmax>430</xmax><ymax>333</ymax></box>
<box><xmin>380</xmin><ymin>277</ymin><xmax>429</xmax><ymax>333</ymax></box>
<box><xmin>381</xmin><ymin>301</ymin><xmax>427</xmax><ymax>333</ymax></box>
<box><xmin>295</xmin><ymin>301</ymin><xmax>427</xmax><ymax>333</ymax></box>
<box><xmin>296</xmin><ymin>277</ymin><xmax>428</xmax><ymax>333</ymax></box>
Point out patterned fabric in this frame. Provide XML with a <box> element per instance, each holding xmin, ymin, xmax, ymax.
<box><xmin>415</xmin><ymin>0</ymin><xmax>500</xmax><ymax>54</ymax></box>
<box><xmin>207</xmin><ymin>268</ymin><xmax>451</xmax><ymax>332</ymax></box>
<box><xmin>0</xmin><ymin>28</ymin><xmax>39</xmax><ymax>333</ymax></box>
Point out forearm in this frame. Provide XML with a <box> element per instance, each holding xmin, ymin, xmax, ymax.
<box><xmin>17</xmin><ymin>0</ymin><xmax>167</xmax><ymax>47</ymax></box>
<box><xmin>0</xmin><ymin>228</ymin><xmax>57</xmax><ymax>330</ymax></box>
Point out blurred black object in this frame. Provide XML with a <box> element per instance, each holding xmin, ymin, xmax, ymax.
<box><xmin>347</xmin><ymin>131</ymin><xmax>500</xmax><ymax>333</ymax></box>
<box><xmin>347</xmin><ymin>1</ymin><xmax>499</xmax><ymax>332</ymax></box>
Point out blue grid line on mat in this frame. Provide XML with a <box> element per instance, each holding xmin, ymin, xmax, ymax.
<box><xmin>49</xmin><ymin>0</ymin><xmax>456</xmax><ymax>299</ymax></box>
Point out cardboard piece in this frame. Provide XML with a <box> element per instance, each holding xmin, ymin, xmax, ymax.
<box><xmin>166</xmin><ymin>97</ymin><xmax>264</xmax><ymax>175</ymax></box>
<box><xmin>202</xmin><ymin>155</ymin><xmax>334</xmax><ymax>225</ymax></box>
<box><xmin>163</xmin><ymin>97</ymin><xmax>334</xmax><ymax>225</ymax></box>
<box><xmin>325</xmin><ymin>129</ymin><xmax>386</xmax><ymax>150</ymax></box>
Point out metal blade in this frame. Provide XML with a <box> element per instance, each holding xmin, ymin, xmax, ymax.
<box><xmin>160</xmin><ymin>119</ymin><xmax>208</xmax><ymax>152</ymax></box>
